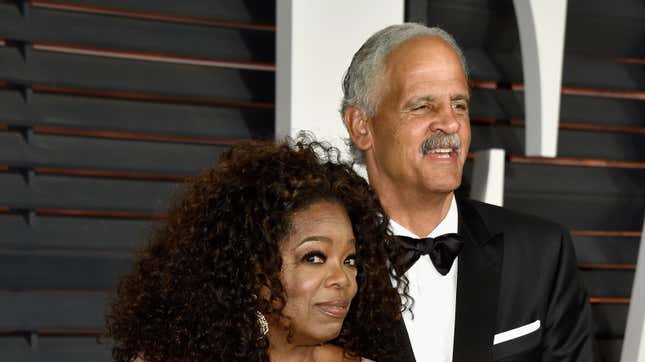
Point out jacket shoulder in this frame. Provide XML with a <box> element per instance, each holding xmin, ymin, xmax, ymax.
<box><xmin>459</xmin><ymin>198</ymin><xmax>567</xmax><ymax>237</ymax></box>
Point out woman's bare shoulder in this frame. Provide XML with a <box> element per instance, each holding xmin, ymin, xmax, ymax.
<box><xmin>316</xmin><ymin>344</ymin><xmax>374</xmax><ymax>361</ymax></box>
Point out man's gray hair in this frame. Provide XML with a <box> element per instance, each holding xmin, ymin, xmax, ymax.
<box><xmin>340</xmin><ymin>23</ymin><xmax>468</xmax><ymax>163</ymax></box>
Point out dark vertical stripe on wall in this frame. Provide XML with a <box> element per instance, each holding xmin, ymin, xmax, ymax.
<box><xmin>0</xmin><ymin>1</ymin><xmax>276</xmax><ymax>361</ymax></box>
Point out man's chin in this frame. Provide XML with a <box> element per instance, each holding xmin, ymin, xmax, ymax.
<box><xmin>420</xmin><ymin>176</ymin><xmax>462</xmax><ymax>195</ymax></box>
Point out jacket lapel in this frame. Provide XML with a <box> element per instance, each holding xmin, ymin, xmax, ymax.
<box><xmin>452</xmin><ymin>198</ymin><xmax>504</xmax><ymax>362</ymax></box>
<box><xmin>395</xmin><ymin>317</ymin><xmax>416</xmax><ymax>361</ymax></box>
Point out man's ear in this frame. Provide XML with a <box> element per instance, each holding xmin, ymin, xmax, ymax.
<box><xmin>343</xmin><ymin>106</ymin><xmax>373</xmax><ymax>151</ymax></box>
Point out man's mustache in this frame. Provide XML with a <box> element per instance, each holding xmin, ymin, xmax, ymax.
<box><xmin>420</xmin><ymin>133</ymin><xmax>461</xmax><ymax>155</ymax></box>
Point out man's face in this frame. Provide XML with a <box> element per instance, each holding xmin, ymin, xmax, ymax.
<box><xmin>365</xmin><ymin>36</ymin><xmax>471</xmax><ymax>196</ymax></box>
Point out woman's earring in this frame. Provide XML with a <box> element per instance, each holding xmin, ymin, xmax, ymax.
<box><xmin>256</xmin><ymin>311</ymin><xmax>269</xmax><ymax>337</ymax></box>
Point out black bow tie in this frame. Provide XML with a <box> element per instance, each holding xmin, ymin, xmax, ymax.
<box><xmin>393</xmin><ymin>234</ymin><xmax>464</xmax><ymax>275</ymax></box>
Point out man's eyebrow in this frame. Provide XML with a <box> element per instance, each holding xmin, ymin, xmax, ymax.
<box><xmin>403</xmin><ymin>95</ymin><xmax>435</xmax><ymax>109</ymax></box>
<box><xmin>450</xmin><ymin>94</ymin><xmax>470</xmax><ymax>102</ymax></box>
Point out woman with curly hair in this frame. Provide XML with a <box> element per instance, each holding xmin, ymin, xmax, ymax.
<box><xmin>106</xmin><ymin>139</ymin><xmax>408</xmax><ymax>361</ymax></box>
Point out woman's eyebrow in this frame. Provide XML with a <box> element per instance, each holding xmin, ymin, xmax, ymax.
<box><xmin>297</xmin><ymin>235</ymin><xmax>332</xmax><ymax>247</ymax></box>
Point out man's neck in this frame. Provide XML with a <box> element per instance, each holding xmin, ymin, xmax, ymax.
<box><xmin>377</xmin><ymin>186</ymin><xmax>454</xmax><ymax>237</ymax></box>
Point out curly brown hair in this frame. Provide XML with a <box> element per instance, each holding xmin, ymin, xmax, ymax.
<box><xmin>106</xmin><ymin>138</ymin><xmax>408</xmax><ymax>361</ymax></box>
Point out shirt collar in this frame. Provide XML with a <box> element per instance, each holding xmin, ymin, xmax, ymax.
<box><xmin>389</xmin><ymin>195</ymin><xmax>458</xmax><ymax>238</ymax></box>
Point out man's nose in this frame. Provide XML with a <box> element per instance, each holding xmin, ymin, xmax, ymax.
<box><xmin>430</xmin><ymin>103</ymin><xmax>460</xmax><ymax>134</ymax></box>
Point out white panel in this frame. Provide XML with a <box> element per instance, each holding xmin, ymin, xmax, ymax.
<box><xmin>470</xmin><ymin>149</ymin><xmax>506</xmax><ymax>207</ymax></box>
<box><xmin>621</xmin><ymin>216</ymin><xmax>645</xmax><ymax>362</ymax></box>
<box><xmin>513</xmin><ymin>0</ymin><xmax>567</xmax><ymax>157</ymax></box>
<box><xmin>276</xmin><ymin>0</ymin><xmax>404</xmax><ymax>159</ymax></box>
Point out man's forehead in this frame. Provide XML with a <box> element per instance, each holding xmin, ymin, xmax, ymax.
<box><xmin>384</xmin><ymin>44</ymin><xmax>464</xmax><ymax>79</ymax></box>
<box><xmin>389</xmin><ymin>36</ymin><xmax>459</xmax><ymax>61</ymax></box>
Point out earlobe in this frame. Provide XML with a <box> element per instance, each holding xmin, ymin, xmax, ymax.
<box><xmin>343</xmin><ymin>107</ymin><xmax>372</xmax><ymax>151</ymax></box>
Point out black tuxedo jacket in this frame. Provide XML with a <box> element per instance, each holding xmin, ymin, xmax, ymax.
<box><xmin>382</xmin><ymin>198</ymin><xmax>594</xmax><ymax>362</ymax></box>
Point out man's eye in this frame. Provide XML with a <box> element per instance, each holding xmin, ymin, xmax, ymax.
<box><xmin>412</xmin><ymin>104</ymin><xmax>428</xmax><ymax>111</ymax></box>
<box><xmin>452</xmin><ymin>102</ymin><xmax>468</xmax><ymax>111</ymax></box>
<box><xmin>303</xmin><ymin>251</ymin><xmax>326</xmax><ymax>264</ymax></box>
<box><xmin>344</xmin><ymin>255</ymin><xmax>357</xmax><ymax>267</ymax></box>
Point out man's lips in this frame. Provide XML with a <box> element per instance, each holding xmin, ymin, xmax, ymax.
<box><xmin>424</xmin><ymin>148</ymin><xmax>460</xmax><ymax>159</ymax></box>
<box><xmin>315</xmin><ymin>300</ymin><xmax>350</xmax><ymax>319</ymax></box>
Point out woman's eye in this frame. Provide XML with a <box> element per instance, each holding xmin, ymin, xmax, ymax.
<box><xmin>344</xmin><ymin>255</ymin><xmax>357</xmax><ymax>267</ymax></box>
<box><xmin>303</xmin><ymin>252</ymin><xmax>326</xmax><ymax>264</ymax></box>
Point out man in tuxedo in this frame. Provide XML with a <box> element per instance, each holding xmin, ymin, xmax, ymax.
<box><xmin>341</xmin><ymin>23</ymin><xmax>593</xmax><ymax>361</ymax></box>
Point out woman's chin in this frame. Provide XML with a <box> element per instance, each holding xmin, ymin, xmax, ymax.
<box><xmin>294</xmin><ymin>327</ymin><xmax>343</xmax><ymax>346</ymax></box>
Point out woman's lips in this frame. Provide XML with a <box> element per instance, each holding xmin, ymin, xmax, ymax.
<box><xmin>315</xmin><ymin>300</ymin><xmax>350</xmax><ymax>319</ymax></box>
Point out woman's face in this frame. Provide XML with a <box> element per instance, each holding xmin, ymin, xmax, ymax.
<box><xmin>277</xmin><ymin>200</ymin><xmax>358</xmax><ymax>345</ymax></box>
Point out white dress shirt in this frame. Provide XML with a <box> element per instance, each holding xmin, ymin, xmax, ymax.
<box><xmin>390</xmin><ymin>196</ymin><xmax>459</xmax><ymax>362</ymax></box>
